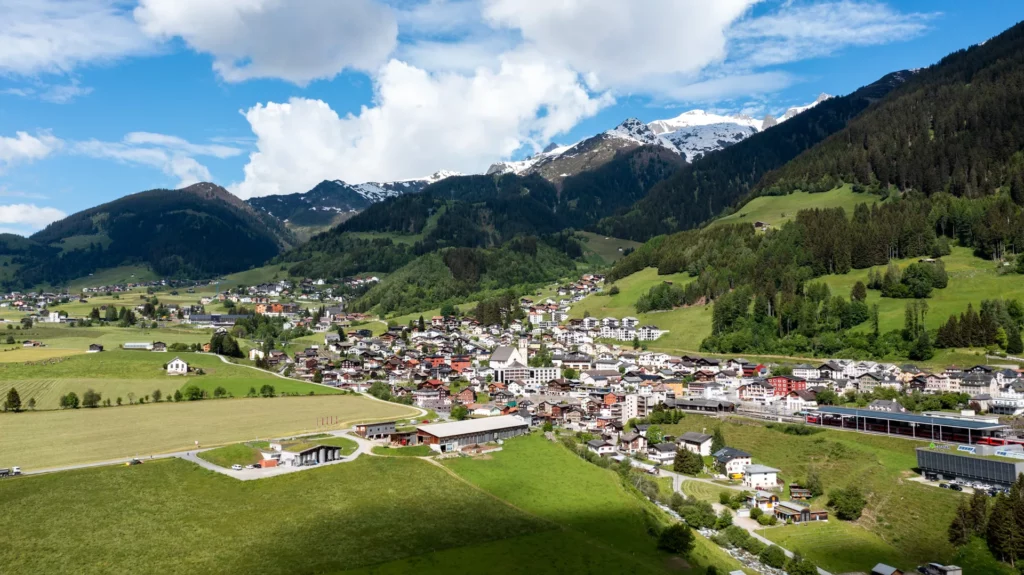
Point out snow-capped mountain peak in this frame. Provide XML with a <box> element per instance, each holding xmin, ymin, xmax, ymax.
<box><xmin>647</xmin><ymin>110</ymin><xmax>762</xmax><ymax>135</ymax></box>
<box><xmin>606</xmin><ymin>118</ymin><xmax>663</xmax><ymax>146</ymax></box>
<box><xmin>778</xmin><ymin>93</ymin><xmax>831</xmax><ymax>122</ymax></box>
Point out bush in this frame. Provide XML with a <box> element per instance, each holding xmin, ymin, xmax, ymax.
<box><xmin>183</xmin><ymin>385</ymin><xmax>204</xmax><ymax>401</ymax></box>
<box><xmin>715</xmin><ymin>508</ymin><xmax>733</xmax><ymax>529</ymax></box>
<box><xmin>213</xmin><ymin>386</ymin><xmax>227</xmax><ymax>398</ymax></box>
<box><xmin>722</xmin><ymin>525</ymin><xmax>748</xmax><ymax>547</ymax></box>
<box><xmin>82</xmin><ymin>389</ymin><xmax>102</xmax><ymax>408</ymax></box>
<box><xmin>757</xmin><ymin>513</ymin><xmax>777</xmax><ymax>526</ymax></box>
<box><xmin>787</xmin><ymin>555</ymin><xmax>820</xmax><ymax>575</ymax></box>
<box><xmin>259</xmin><ymin>384</ymin><xmax>276</xmax><ymax>398</ymax></box>
<box><xmin>749</xmin><ymin>506</ymin><xmax>763</xmax><ymax>520</ymax></box>
<box><xmin>828</xmin><ymin>485</ymin><xmax>867</xmax><ymax>520</ymax></box>
<box><xmin>719</xmin><ymin>492</ymin><xmax>732</xmax><ymax>505</ymax></box>
<box><xmin>657</xmin><ymin>523</ymin><xmax>695</xmax><ymax>555</ymax></box>
<box><xmin>759</xmin><ymin>545</ymin><xmax>787</xmax><ymax>569</ymax></box>
<box><xmin>742</xmin><ymin>536</ymin><xmax>765</xmax><ymax>555</ymax></box>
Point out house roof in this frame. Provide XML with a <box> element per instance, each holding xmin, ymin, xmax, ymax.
<box><xmin>713</xmin><ymin>447</ymin><xmax>751</xmax><ymax>461</ymax></box>
<box><xmin>587</xmin><ymin>439</ymin><xmax>610</xmax><ymax>449</ymax></box>
<box><xmin>651</xmin><ymin>442</ymin><xmax>677</xmax><ymax>453</ymax></box>
<box><xmin>490</xmin><ymin>346</ymin><xmax>517</xmax><ymax>362</ymax></box>
<box><xmin>416</xmin><ymin>414</ymin><xmax>528</xmax><ymax>439</ymax></box>
<box><xmin>679</xmin><ymin>432</ymin><xmax>713</xmax><ymax>444</ymax></box>
<box><xmin>871</xmin><ymin>564</ymin><xmax>901</xmax><ymax>575</ymax></box>
<box><xmin>744</xmin><ymin>464</ymin><xmax>780</xmax><ymax>474</ymax></box>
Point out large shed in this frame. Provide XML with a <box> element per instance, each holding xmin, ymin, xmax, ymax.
<box><xmin>416</xmin><ymin>415</ymin><xmax>529</xmax><ymax>453</ymax></box>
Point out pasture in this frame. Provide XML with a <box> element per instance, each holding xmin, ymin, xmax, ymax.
<box><xmin>0</xmin><ymin>350</ymin><xmax>335</xmax><ymax>411</ymax></box>
<box><xmin>444</xmin><ymin>434</ymin><xmax>750</xmax><ymax>574</ymax></box>
<box><xmin>577</xmin><ymin>231</ymin><xmax>642</xmax><ymax>264</ymax></box>
<box><xmin>710</xmin><ymin>185</ymin><xmax>881</xmax><ymax>229</ymax></box>
<box><xmin>761</xmin><ymin>520</ymin><xmax>915</xmax><ymax>574</ymax></box>
<box><xmin>568</xmin><ymin>267</ymin><xmax>712</xmax><ymax>352</ymax></box>
<box><xmin>0</xmin><ymin>394</ymin><xmax>415</xmax><ymax>470</ymax></box>
<box><xmin>679</xmin><ymin>479</ymin><xmax>735</xmax><ymax>504</ymax></box>
<box><xmin>819</xmin><ymin>246</ymin><xmax>1024</xmax><ymax>334</ymax></box>
<box><xmin>0</xmin><ymin>457</ymin><xmax>544</xmax><ymax>575</ymax></box>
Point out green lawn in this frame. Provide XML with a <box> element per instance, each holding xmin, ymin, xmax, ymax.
<box><xmin>197</xmin><ymin>443</ymin><xmax>264</xmax><ymax>468</ymax></box>
<box><xmin>314</xmin><ymin>436</ymin><xmax>360</xmax><ymax>455</ymax></box>
<box><xmin>0</xmin><ymin>350</ymin><xmax>335</xmax><ymax>410</ymax></box>
<box><xmin>63</xmin><ymin>265</ymin><xmax>159</xmax><ymax>291</ymax></box>
<box><xmin>664</xmin><ymin>414</ymin><xmax>978</xmax><ymax>571</ymax></box>
<box><xmin>711</xmin><ymin>185</ymin><xmax>881</xmax><ymax>229</ymax></box>
<box><xmin>372</xmin><ymin>445</ymin><xmax>434</xmax><ymax>457</ymax></box>
<box><xmin>762</xmin><ymin>520</ymin><xmax>907</xmax><ymax>574</ymax></box>
<box><xmin>444</xmin><ymin>434</ymin><xmax>750</xmax><ymax>575</ymax></box>
<box><xmin>680</xmin><ymin>480</ymin><xmax>736</xmax><ymax>505</ymax></box>
<box><xmin>0</xmin><ymin>457</ymin><xmax>546</xmax><ymax>574</ymax></box>
<box><xmin>569</xmin><ymin>267</ymin><xmax>711</xmax><ymax>351</ymax></box>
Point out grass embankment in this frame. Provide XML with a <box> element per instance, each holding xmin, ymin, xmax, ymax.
<box><xmin>569</xmin><ymin>267</ymin><xmax>711</xmax><ymax>352</ymax></box>
<box><xmin>372</xmin><ymin>445</ymin><xmax>433</xmax><ymax>457</ymax></box>
<box><xmin>663</xmin><ymin>414</ymin><xmax>1001</xmax><ymax>573</ymax></box>
<box><xmin>0</xmin><ymin>350</ymin><xmax>336</xmax><ymax>411</ymax></box>
<box><xmin>0</xmin><ymin>457</ymin><xmax>545</xmax><ymax>574</ymax></box>
<box><xmin>0</xmin><ymin>395</ymin><xmax>416</xmax><ymax>470</ymax></box>
<box><xmin>711</xmin><ymin>185</ymin><xmax>881</xmax><ymax>229</ymax></box>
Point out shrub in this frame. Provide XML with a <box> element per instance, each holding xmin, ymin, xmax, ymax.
<box><xmin>749</xmin><ymin>507</ymin><xmax>763</xmax><ymax>520</ymax></box>
<box><xmin>213</xmin><ymin>386</ymin><xmax>227</xmax><ymax>398</ymax></box>
<box><xmin>759</xmin><ymin>545</ymin><xmax>787</xmax><ymax>569</ymax></box>
<box><xmin>722</xmin><ymin>525</ymin><xmax>748</xmax><ymax>547</ymax></box>
<box><xmin>657</xmin><ymin>523</ymin><xmax>695</xmax><ymax>555</ymax></box>
<box><xmin>82</xmin><ymin>389</ymin><xmax>102</xmax><ymax>408</ymax></box>
<box><xmin>828</xmin><ymin>485</ymin><xmax>867</xmax><ymax>520</ymax></box>
<box><xmin>742</xmin><ymin>536</ymin><xmax>765</xmax><ymax>555</ymax></box>
<box><xmin>719</xmin><ymin>492</ymin><xmax>732</xmax><ymax>505</ymax></box>
<box><xmin>715</xmin><ymin>508</ymin><xmax>733</xmax><ymax>529</ymax></box>
<box><xmin>183</xmin><ymin>385</ymin><xmax>204</xmax><ymax>401</ymax></box>
<box><xmin>757</xmin><ymin>513</ymin><xmax>777</xmax><ymax>526</ymax></box>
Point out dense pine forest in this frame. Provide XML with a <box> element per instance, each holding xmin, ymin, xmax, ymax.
<box><xmin>757</xmin><ymin>21</ymin><xmax>1024</xmax><ymax>201</ymax></box>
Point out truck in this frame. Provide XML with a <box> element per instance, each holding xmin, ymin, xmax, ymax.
<box><xmin>0</xmin><ymin>467</ymin><xmax>21</xmax><ymax>477</ymax></box>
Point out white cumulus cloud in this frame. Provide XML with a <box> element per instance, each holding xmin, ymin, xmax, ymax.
<box><xmin>0</xmin><ymin>0</ymin><xmax>154</xmax><ymax>75</ymax></box>
<box><xmin>0</xmin><ymin>131</ymin><xmax>63</xmax><ymax>170</ymax></box>
<box><xmin>134</xmin><ymin>0</ymin><xmax>399</xmax><ymax>85</ymax></box>
<box><xmin>0</xmin><ymin>203</ymin><xmax>67</xmax><ymax>235</ymax></box>
<box><xmin>231</xmin><ymin>52</ymin><xmax>611</xmax><ymax>198</ymax></box>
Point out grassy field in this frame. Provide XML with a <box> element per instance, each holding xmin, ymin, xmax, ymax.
<box><xmin>663</xmin><ymin>414</ymin><xmax>977</xmax><ymax>572</ymax></box>
<box><xmin>577</xmin><ymin>231</ymin><xmax>642</xmax><ymax>264</ymax></box>
<box><xmin>761</xmin><ymin>520</ymin><xmax>908</xmax><ymax>573</ymax></box>
<box><xmin>444</xmin><ymin>434</ymin><xmax>751</xmax><ymax>574</ymax></box>
<box><xmin>568</xmin><ymin>267</ymin><xmax>712</xmax><ymax>351</ymax></box>
<box><xmin>0</xmin><ymin>395</ymin><xmax>417</xmax><ymax>470</ymax></box>
<box><xmin>372</xmin><ymin>445</ymin><xmax>433</xmax><ymax>457</ymax></box>
<box><xmin>0</xmin><ymin>350</ymin><xmax>335</xmax><ymax>410</ymax></box>
<box><xmin>5</xmin><ymin>324</ymin><xmax>215</xmax><ymax>351</ymax></box>
<box><xmin>0</xmin><ymin>456</ymin><xmax>546</xmax><ymax>574</ymax></box>
<box><xmin>711</xmin><ymin>185</ymin><xmax>881</xmax><ymax>229</ymax></box>
<box><xmin>820</xmin><ymin>246</ymin><xmax>1024</xmax><ymax>335</ymax></box>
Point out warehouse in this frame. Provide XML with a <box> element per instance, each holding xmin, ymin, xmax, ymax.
<box><xmin>808</xmin><ymin>406</ymin><xmax>1007</xmax><ymax>444</ymax></box>
<box><xmin>916</xmin><ymin>444</ymin><xmax>1024</xmax><ymax>487</ymax></box>
<box><xmin>416</xmin><ymin>415</ymin><xmax>529</xmax><ymax>453</ymax></box>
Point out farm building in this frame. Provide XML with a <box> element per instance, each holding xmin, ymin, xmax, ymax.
<box><xmin>773</xmin><ymin>501</ymin><xmax>827</xmax><ymax>523</ymax></box>
<box><xmin>166</xmin><ymin>357</ymin><xmax>189</xmax><ymax>375</ymax></box>
<box><xmin>416</xmin><ymin>415</ymin><xmax>529</xmax><ymax>453</ymax></box>
<box><xmin>354</xmin><ymin>421</ymin><xmax>396</xmax><ymax>439</ymax></box>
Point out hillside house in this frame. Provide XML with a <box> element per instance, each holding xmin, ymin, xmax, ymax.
<box><xmin>743</xmin><ymin>464</ymin><xmax>780</xmax><ymax>490</ymax></box>
<box><xmin>166</xmin><ymin>357</ymin><xmax>189</xmax><ymax>375</ymax></box>
<box><xmin>678</xmin><ymin>431</ymin><xmax>713</xmax><ymax>456</ymax></box>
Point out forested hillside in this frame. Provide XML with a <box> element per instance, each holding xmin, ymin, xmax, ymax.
<box><xmin>1</xmin><ymin>183</ymin><xmax>296</xmax><ymax>289</ymax></box>
<box><xmin>596</xmin><ymin>71</ymin><xmax>910</xmax><ymax>241</ymax></box>
<box><xmin>353</xmin><ymin>239</ymin><xmax>579</xmax><ymax>316</ymax></box>
<box><xmin>757</xmin><ymin>21</ymin><xmax>1024</xmax><ymax>200</ymax></box>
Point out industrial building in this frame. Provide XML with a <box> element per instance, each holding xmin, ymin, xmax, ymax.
<box><xmin>416</xmin><ymin>415</ymin><xmax>529</xmax><ymax>453</ymax></box>
<box><xmin>916</xmin><ymin>444</ymin><xmax>1024</xmax><ymax>487</ymax></box>
<box><xmin>808</xmin><ymin>406</ymin><xmax>1007</xmax><ymax>444</ymax></box>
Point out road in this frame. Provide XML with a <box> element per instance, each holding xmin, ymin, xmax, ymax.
<box><xmin>655</xmin><ymin>466</ymin><xmax>833</xmax><ymax>575</ymax></box>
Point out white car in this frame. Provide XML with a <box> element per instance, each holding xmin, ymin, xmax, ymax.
<box><xmin>231</xmin><ymin>464</ymin><xmax>242</xmax><ymax>471</ymax></box>
<box><xmin>244</xmin><ymin>464</ymin><xmax>255</xmax><ymax>469</ymax></box>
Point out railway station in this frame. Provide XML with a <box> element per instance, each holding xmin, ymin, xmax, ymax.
<box><xmin>806</xmin><ymin>406</ymin><xmax>1009</xmax><ymax>445</ymax></box>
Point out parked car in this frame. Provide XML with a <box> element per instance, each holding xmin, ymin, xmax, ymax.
<box><xmin>231</xmin><ymin>464</ymin><xmax>243</xmax><ymax>471</ymax></box>
<box><xmin>253</xmin><ymin>463</ymin><xmax>262</xmax><ymax>468</ymax></box>
<box><xmin>244</xmin><ymin>465</ymin><xmax>255</xmax><ymax>469</ymax></box>
<box><xmin>939</xmin><ymin>483</ymin><xmax>950</xmax><ymax>489</ymax></box>
<box><xmin>949</xmin><ymin>484</ymin><xmax>963</xmax><ymax>492</ymax></box>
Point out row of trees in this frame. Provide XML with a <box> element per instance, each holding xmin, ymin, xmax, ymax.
<box><xmin>935</xmin><ymin>300</ymin><xmax>1024</xmax><ymax>353</ymax></box>
<box><xmin>949</xmin><ymin>475</ymin><xmax>1024</xmax><ymax>567</ymax></box>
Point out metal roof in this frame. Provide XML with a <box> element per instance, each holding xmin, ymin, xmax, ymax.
<box><xmin>416</xmin><ymin>415</ymin><xmax>529</xmax><ymax>438</ymax></box>
<box><xmin>817</xmin><ymin>406</ymin><xmax>1006</xmax><ymax>430</ymax></box>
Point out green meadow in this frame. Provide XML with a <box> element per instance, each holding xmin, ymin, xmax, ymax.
<box><xmin>711</xmin><ymin>185</ymin><xmax>881</xmax><ymax>229</ymax></box>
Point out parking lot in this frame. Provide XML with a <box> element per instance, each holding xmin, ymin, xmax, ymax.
<box><xmin>909</xmin><ymin>474</ymin><xmax>1009</xmax><ymax>496</ymax></box>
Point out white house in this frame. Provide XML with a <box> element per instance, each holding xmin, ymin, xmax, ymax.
<box><xmin>743</xmin><ymin>464</ymin><xmax>780</xmax><ymax>490</ymax></box>
<box><xmin>648</xmin><ymin>442</ymin><xmax>678</xmax><ymax>464</ymax></box>
<box><xmin>714</xmin><ymin>447</ymin><xmax>752</xmax><ymax>478</ymax></box>
<box><xmin>586</xmin><ymin>439</ymin><xmax>615</xmax><ymax>456</ymax></box>
<box><xmin>678</xmin><ymin>431</ymin><xmax>714</xmax><ymax>456</ymax></box>
<box><xmin>166</xmin><ymin>357</ymin><xmax>189</xmax><ymax>375</ymax></box>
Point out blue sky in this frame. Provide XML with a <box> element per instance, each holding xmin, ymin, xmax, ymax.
<box><xmin>1</xmin><ymin>0</ymin><xmax>1022</xmax><ymax>236</ymax></box>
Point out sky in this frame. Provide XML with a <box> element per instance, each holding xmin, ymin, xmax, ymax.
<box><xmin>0</xmin><ymin>1</ymin><xmax>1022</xmax><ymax>236</ymax></box>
